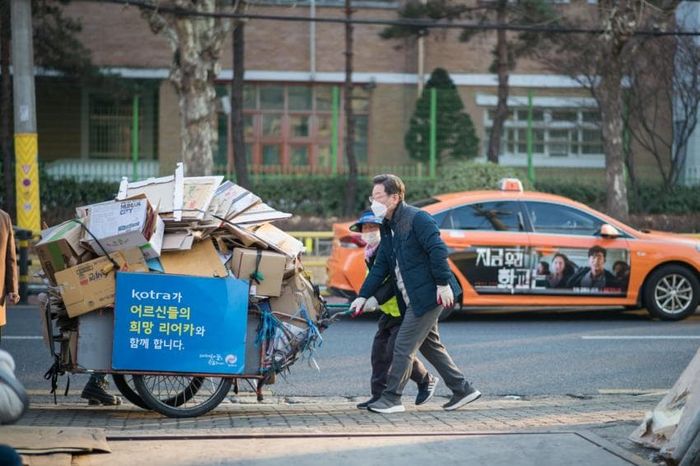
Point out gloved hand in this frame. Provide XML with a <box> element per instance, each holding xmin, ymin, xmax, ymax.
<box><xmin>349</xmin><ymin>297</ymin><xmax>367</xmax><ymax>317</ymax></box>
<box><xmin>436</xmin><ymin>284</ymin><xmax>454</xmax><ymax>308</ymax></box>
<box><xmin>363</xmin><ymin>296</ymin><xmax>379</xmax><ymax>313</ymax></box>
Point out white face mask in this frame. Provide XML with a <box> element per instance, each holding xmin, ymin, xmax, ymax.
<box><xmin>362</xmin><ymin>230</ymin><xmax>381</xmax><ymax>247</ymax></box>
<box><xmin>370</xmin><ymin>200</ymin><xmax>388</xmax><ymax>218</ymax></box>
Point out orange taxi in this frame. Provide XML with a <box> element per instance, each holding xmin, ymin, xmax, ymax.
<box><xmin>326</xmin><ymin>179</ymin><xmax>700</xmax><ymax>320</ymax></box>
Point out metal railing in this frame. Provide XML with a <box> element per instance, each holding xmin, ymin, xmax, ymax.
<box><xmin>43</xmin><ymin>159</ymin><xmax>432</xmax><ymax>182</ymax></box>
<box><xmin>288</xmin><ymin>231</ymin><xmax>333</xmax><ymax>266</ymax></box>
<box><xmin>214</xmin><ymin>163</ymin><xmax>430</xmax><ymax>180</ymax></box>
<box><xmin>44</xmin><ymin>159</ymin><xmax>160</xmax><ymax>182</ymax></box>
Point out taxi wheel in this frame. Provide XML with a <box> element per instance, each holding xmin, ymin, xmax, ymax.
<box><xmin>643</xmin><ymin>265</ymin><xmax>700</xmax><ymax>321</ymax></box>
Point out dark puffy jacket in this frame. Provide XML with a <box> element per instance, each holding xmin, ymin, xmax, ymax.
<box><xmin>358</xmin><ymin>202</ymin><xmax>461</xmax><ymax>317</ymax></box>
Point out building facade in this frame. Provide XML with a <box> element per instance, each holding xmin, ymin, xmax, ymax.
<box><xmin>33</xmin><ymin>0</ymin><xmax>678</xmax><ymax>183</ymax></box>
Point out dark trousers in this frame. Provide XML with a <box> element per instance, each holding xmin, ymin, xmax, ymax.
<box><xmin>370</xmin><ymin>314</ymin><xmax>429</xmax><ymax>397</ymax></box>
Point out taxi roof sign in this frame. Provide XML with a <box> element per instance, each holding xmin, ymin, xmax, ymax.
<box><xmin>498</xmin><ymin>178</ymin><xmax>524</xmax><ymax>192</ymax></box>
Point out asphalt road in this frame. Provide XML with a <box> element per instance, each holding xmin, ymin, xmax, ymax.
<box><xmin>1</xmin><ymin>306</ymin><xmax>699</xmax><ymax>399</ymax></box>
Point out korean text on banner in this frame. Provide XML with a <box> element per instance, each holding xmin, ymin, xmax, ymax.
<box><xmin>112</xmin><ymin>272</ymin><xmax>249</xmax><ymax>374</ymax></box>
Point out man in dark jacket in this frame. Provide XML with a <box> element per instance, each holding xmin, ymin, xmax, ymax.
<box><xmin>350</xmin><ymin>211</ymin><xmax>437</xmax><ymax>409</ymax></box>
<box><xmin>349</xmin><ymin>174</ymin><xmax>480</xmax><ymax>414</ymax></box>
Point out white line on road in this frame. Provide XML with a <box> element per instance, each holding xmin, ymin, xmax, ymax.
<box><xmin>1</xmin><ymin>336</ymin><xmax>43</xmax><ymax>340</ymax></box>
<box><xmin>581</xmin><ymin>335</ymin><xmax>700</xmax><ymax>340</ymax></box>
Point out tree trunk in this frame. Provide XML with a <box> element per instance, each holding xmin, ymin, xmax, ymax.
<box><xmin>1</xmin><ymin>3</ymin><xmax>14</xmax><ymax>216</ymax></box>
<box><xmin>486</xmin><ymin>1</ymin><xmax>509</xmax><ymax>165</ymax></box>
<box><xmin>231</xmin><ymin>21</ymin><xmax>250</xmax><ymax>189</ymax></box>
<box><xmin>143</xmin><ymin>1</ymin><xmax>228</xmax><ymax>177</ymax></box>
<box><xmin>343</xmin><ymin>0</ymin><xmax>358</xmax><ymax>217</ymax></box>
<box><xmin>599</xmin><ymin>68</ymin><xmax>629</xmax><ymax>222</ymax></box>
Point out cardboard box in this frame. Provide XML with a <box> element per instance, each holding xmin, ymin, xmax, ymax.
<box><xmin>269</xmin><ymin>272</ymin><xmax>321</xmax><ymax>328</ymax></box>
<box><xmin>55</xmin><ymin>248</ymin><xmax>148</xmax><ymax>318</ymax></box>
<box><xmin>83</xmin><ymin>198</ymin><xmax>165</xmax><ymax>259</ymax></box>
<box><xmin>229</xmin><ymin>248</ymin><xmax>286</xmax><ymax>297</ymax></box>
<box><xmin>35</xmin><ymin>220</ymin><xmax>86</xmax><ymax>284</ymax></box>
<box><xmin>160</xmin><ymin>240</ymin><xmax>228</xmax><ymax>277</ymax></box>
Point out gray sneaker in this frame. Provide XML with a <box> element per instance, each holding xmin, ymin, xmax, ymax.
<box><xmin>367</xmin><ymin>397</ymin><xmax>405</xmax><ymax>414</ymax></box>
<box><xmin>442</xmin><ymin>385</ymin><xmax>481</xmax><ymax>411</ymax></box>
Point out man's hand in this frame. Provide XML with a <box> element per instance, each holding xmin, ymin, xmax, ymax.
<box><xmin>349</xmin><ymin>297</ymin><xmax>367</xmax><ymax>317</ymax></box>
<box><xmin>436</xmin><ymin>285</ymin><xmax>454</xmax><ymax>308</ymax></box>
<box><xmin>363</xmin><ymin>296</ymin><xmax>379</xmax><ymax>313</ymax></box>
<box><xmin>7</xmin><ymin>293</ymin><xmax>20</xmax><ymax>305</ymax></box>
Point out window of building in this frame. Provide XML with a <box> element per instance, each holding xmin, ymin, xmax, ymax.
<box><xmin>218</xmin><ymin>83</ymin><xmax>369</xmax><ymax>174</ymax></box>
<box><xmin>86</xmin><ymin>85</ymin><xmax>158</xmax><ymax>160</ymax></box>
<box><xmin>485</xmin><ymin>106</ymin><xmax>603</xmax><ymax>158</ymax></box>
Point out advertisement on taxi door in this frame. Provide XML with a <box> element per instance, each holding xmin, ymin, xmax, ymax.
<box><xmin>451</xmin><ymin>245</ymin><xmax>630</xmax><ymax>296</ymax></box>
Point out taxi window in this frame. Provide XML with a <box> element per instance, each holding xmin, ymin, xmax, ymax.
<box><xmin>441</xmin><ymin>201</ymin><xmax>522</xmax><ymax>231</ymax></box>
<box><xmin>524</xmin><ymin>201</ymin><xmax>603</xmax><ymax>236</ymax></box>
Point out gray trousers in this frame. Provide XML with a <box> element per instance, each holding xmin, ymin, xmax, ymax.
<box><xmin>370</xmin><ymin>317</ymin><xmax>429</xmax><ymax>397</ymax></box>
<box><xmin>382</xmin><ymin>304</ymin><xmax>468</xmax><ymax>402</ymax></box>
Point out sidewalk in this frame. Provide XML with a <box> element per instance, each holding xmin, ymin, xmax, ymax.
<box><xmin>5</xmin><ymin>392</ymin><xmax>664</xmax><ymax>465</ymax></box>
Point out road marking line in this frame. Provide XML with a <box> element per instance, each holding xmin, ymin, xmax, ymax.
<box><xmin>598</xmin><ymin>389</ymin><xmax>668</xmax><ymax>395</ymax></box>
<box><xmin>1</xmin><ymin>336</ymin><xmax>43</xmax><ymax>340</ymax></box>
<box><xmin>582</xmin><ymin>336</ymin><xmax>700</xmax><ymax>340</ymax></box>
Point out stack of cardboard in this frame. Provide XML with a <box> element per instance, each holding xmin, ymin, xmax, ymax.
<box><xmin>37</xmin><ymin>163</ymin><xmax>327</xmax><ymax>380</ymax></box>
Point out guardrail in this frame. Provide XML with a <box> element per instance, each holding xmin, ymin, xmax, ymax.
<box><xmin>287</xmin><ymin>231</ymin><xmax>334</xmax><ymax>260</ymax></box>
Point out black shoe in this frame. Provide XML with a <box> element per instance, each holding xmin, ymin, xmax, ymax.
<box><xmin>81</xmin><ymin>376</ymin><xmax>122</xmax><ymax>406</ymax></box>
<box><xmin>356</xmin><ymin>396</ymin><xmax>380</xmax><ymax>409</ymax></box>
<box><xmin>415</xmin><ymin>375</ymin><xmax>439</xmax><ymax>406</ymax></box>
<box><xmin>442</xmin><ymin>384</ymin><xmax>481</xmax><ymax>411</ymax></box>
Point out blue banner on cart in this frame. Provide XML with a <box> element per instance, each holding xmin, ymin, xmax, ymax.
<box><xmin>112</xmin><ymin>272</ymin><xmax>249</xmax><ymax>374</ymax></box>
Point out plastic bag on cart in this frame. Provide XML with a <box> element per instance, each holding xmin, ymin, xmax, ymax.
<box><xmin>256</xmin><ymin>300</ymin><xmax>323</xmax><ymax>375</ymax></box>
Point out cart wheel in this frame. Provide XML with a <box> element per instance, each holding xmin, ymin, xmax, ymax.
<box><xmin>133</xmin><ymin>375</ymin><xmax>232</xmax><ymax>418</ymax></box>
<box><xmin>112</xmin><ymin>374</ymin><xmax>149</xmax><ymax>410</ymax></box>
<box><xmin>112</xmin><ymin>374</ymin><xmax>203</xmax><ymax>409</ymax></box>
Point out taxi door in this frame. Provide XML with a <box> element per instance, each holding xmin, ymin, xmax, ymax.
<box><xmin>437</xmin><ymin>199</ymin><xmax>532</xmax><ymax>306</ymax></box>
<box><xmin>522</xmin><ymin>200</ymin><xmax>631</xmax><ymax>306</ymax></box>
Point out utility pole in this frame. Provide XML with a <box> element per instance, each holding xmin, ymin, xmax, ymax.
<box><xmin>343</xmin><ymin>0</ymin><xmax>358</xmax><ymax>217</ymax></box>
<box><xmin>10</xmin><ymin>0</ymin><xmax>40</xmax><ymax>233</ymax></box>
<box><xmin>1</xmin><ymin>2</ymin><xmax>13</xmax><ymax>217</ymax></box>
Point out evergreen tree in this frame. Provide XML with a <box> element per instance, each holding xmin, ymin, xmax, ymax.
<box><xmin>405</xmin><ymin>68</ymin><xmax>479</xmax><ymax>165</ymax></box>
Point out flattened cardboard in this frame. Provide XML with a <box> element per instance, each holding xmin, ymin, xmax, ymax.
<box><xmin>202</xmin><ymin>181</ymin><xmax>259</xmax><ymax>227</ymax></box>
<box><xmin>160</xmin><ymin>240</ymin><xmax>228</xmax><ymax>277</ymax></box>
<box><xmin>162</xmin><ymin>231</ymin><xmax>195</xmax><ymax>251</ymax></box>
<box><xmin>247</xmin><ymin>223</ymin><xmax>305</xmax><ymax>258</ymax></box>
<box><xmin>230</xmin><ymin>248</ymin><xmax>286</xmax><ymax>297</ymax></box>
<box><xmin>55</xmin><ymin>249</ymin><xmax>148</xmax><ymax>318</ymax></box>
<box><xmin>230</xmin><ymin>202</ymin><xmax>291</xmax><ymax>225</ymax></box>
<box><xmin>35</xmin><ymin>220</ymin><xmax>86</xmax><ymax>284</ymax></box>
<box><xmin>182</xmin><ymin>176</ymin><xmax>224</xmax><ymax>220</ymax></box>
<box><xmin>117</xmin><ymin>163</ymin><xmax>184</xmax><ymax>221</ymax></box>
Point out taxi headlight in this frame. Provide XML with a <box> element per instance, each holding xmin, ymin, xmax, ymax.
<box><xmin>696</xmin><ymin>243</ymin><xmax>700</xmax><ymax>252</ymax></box>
